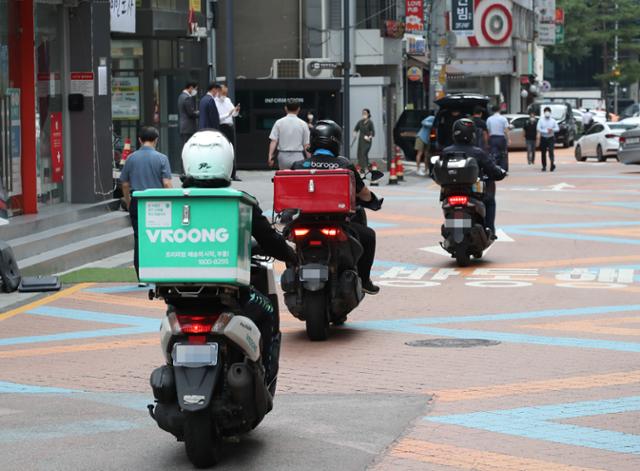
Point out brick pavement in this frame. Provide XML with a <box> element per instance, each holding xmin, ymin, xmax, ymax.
<box><xmin>0</xmin><ymin>149</ymin><xmax>639</xmax><ymax>470</ymax></box>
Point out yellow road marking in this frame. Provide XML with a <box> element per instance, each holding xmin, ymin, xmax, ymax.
<box><xmin>0</xmin><ymin>337</ymin><xmax>157</xmax><ymax>358</ymax></box>
<box><xmin>433</xmin><ymin>370</ymin><xmax>640</xmax><ymax>402</ymax></box>
<box><xmin>0</xmin><ymin>283</ymin><xmax>94</xmax><ymax>322</ymax></box>
<box><xmin>389</xmin><ymin>439</ymin><xmax>605</xmax><ymax>471</ymax></box>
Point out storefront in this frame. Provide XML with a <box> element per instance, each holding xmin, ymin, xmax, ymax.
<box><xmin>0</xmin><ymin>0</ymin><xmax>113</xmax><ymax>216</ymax></box>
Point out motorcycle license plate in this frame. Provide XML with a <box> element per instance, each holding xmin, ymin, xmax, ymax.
<box><xmin>445</xmin><ymin>218</ymin><xmax>472</xmax><ymax>229</ymax></box>
<box><xmin>172</xmin><ymin>343</ymin><xmax>218</xmax><ymax>367</ymax></box>
<box><xmin>300</xmin><ymin>264</ymin><xmax>329</xmax><ymax>281</ymax></box>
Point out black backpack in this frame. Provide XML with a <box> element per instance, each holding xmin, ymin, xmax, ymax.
<box><xmin>0</xmin><ymin>240</ymin><xmax>21</xmax><ymax>293</ymax></box>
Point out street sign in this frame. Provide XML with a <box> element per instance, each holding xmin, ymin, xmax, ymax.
<box><xmin>555</xmin><ymin>24</ymin><xmax>565</xmax><ymax>44</ymax></box>
<box><xmin>451</xmin><ymin>0</ymin><xmax>474</xmax><ymax>36</ymax></box>
<box><xmin>110</xmin><ymin>0</ymin><xmax>136</xmax><ymax>33</ymax></box>
<box><xmin>537</xmin><ymin>0</ymin><xmax>556</xmax><ymax>45</ymax></box>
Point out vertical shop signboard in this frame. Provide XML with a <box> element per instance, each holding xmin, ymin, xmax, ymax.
<box><xmin>405</xmin><ymin>0</ymin><xmax>424</xmax><ymax>32</ymax></box>
<box><xmin>452</xmin><ymin>0</ymin><xmax>474</xmax><ymax>36</ymax></box>
<box><xmin>50</xmin><ymin>112</ymin><xmax>64</xmax><ymax>183</ymax></box>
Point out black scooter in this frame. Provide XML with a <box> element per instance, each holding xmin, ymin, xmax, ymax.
<box><xmin>432</xmin><ymin>153</ymin><xmax>494</xmax><ymax>267</ymax></box>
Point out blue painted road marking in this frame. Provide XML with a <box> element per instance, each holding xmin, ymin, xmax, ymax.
<box><xmin>350</xmin><ymin>304</ymin><xmax>640</xmax><ymax>352</ymax></box>
<box><xmin>0</xmin><ymin>381</ymin><xmax>79</xmax><ymax>394</ymax></box>
<box><xmin>0</xmin><ymin>306</ymin><xmax>159</xmax><ymax>346</ymax></box>
<box><xmin>502</xmin><ymin>221</ymin><xmax>640</xmax><ymax>245</ymax></box>
<box><xmin>0</xmin><ymin>419</ymin><xmax>144</xmax><ymax>444</ymax></box>
<box><xmin>427</xmin><ymin>396</ymin><xmax>640</xmax><ymax>455</ymax></box>
<box><xmin>85</xmin><ymin>285</ymin><xmax>150</xmax><ymax>294</ymax></box>
<box><xmin>596</xmin><ymin>201</ymin><xmax>640</xmax><ymax>210</ymax></box>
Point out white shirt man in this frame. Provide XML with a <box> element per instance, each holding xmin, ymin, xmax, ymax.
<box><xmin>268</xmin><ymin>101</ymin><xmax>310</xmax><ymax>169</ymax></box>
<box><xmin>536</xmin><ymin>107</ymin><xmax>560</xmax><ymax>171</ymax></box>
<box><xmin>215</xmin><ymin>87</ymin><xmax>239</xmax><ymax>126</ymax></box>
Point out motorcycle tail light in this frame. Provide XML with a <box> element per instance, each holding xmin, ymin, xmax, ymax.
<box><xmin>309</xmin><ymin>240</ymin><xmax>323</xmax><ymax>246</ymax></box>
<box><xmin>447</xmin><ymin>195</ymin><xmax>469</xmax><ymax>206</ymax></box>
<box><xmin>176</xmin><ymin>315</ymin><xmax>219</xmax><ymax>334</ymax></box>
<box><xmin>320</xmin><ymin>227</ymin><xmax>341</xmax><ymax>237</ymax></box>
<box><xmin>293</xmin><ymin>228</ymin><xmax>310</xmax><ymax>238</ymax></box>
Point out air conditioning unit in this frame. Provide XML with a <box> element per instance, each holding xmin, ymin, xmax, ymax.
<box><xmin>272</xmin><ymin>59</ymin><xmax>303</xmax><ymax>79</ymax></box>
<box><xmin>304</xmin><ymin>58</ymin><xmax>339</xmax><ymax>79</ymax></box>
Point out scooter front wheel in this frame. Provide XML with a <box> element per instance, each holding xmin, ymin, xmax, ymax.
<box><xmin>184</xmin><ymin>410</ymin><xmax>220</xmax><ymax>468</ymax></box>
<box><xmin>304</xmin><ymin>291</ymin><xmax>329</xmax><ymax>341</ymax></box>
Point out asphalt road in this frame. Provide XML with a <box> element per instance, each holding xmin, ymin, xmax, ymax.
<box><xmin>2</xmin><ymin>148</ymin><xmax>640</xmax><ymax>470</ymax></box>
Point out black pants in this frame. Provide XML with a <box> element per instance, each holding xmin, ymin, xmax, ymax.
<box><xmin>540</xmin><ymin>137</ymin><xmax>555</xmax><ymax>169</ymax></box>
<box><xmin>483</xmin><ymin>181</ymin><xmax>497</xmax><ymax>234</ymax></box>
<box><xmin>489</xmin><ymin>135</ymin><xmax>509</xmax><ymax>171</ymax></box>
<box><xmin>128</xmin><ymin>197</ymin><xmax>139</xmax><ymax>278</ymax></box>
<box><xmin>220</xmin><ymin>124</ymin><xmax>237</xmax><ymax>179</ymax></box>
<box><xmin>350</xmin><ymin>222</ymin><xmax>376</xmax><ymax>283</ymax></box>
<box><xmin>240</xmin><ymin>287</ymin><xmax>280</xmax><ymax>387</ymax></box>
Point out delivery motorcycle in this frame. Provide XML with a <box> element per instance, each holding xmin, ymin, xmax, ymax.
<box><xmin>273</xmin><ymin>169</ymin><xmax>382</xmax><ymax>341</ymax></box>
<box><xmin>432</xmin><ymin>152</ymin><xmax>494</xmax><ymax>267</ymax></box>
<box><xmin>137</xmin><ymin>188</ymin><xmax>277</xmax><ymax>468</ymax></box>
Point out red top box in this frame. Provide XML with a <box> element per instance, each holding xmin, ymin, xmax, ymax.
<box><xmin>273</xmin><ymin>169</ymin><xmax>356</xmax><ymax>214</ymax></box>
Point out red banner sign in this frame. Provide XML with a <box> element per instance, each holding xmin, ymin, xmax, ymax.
<box><xmin>406</xmin><ymin>0</ymin><xmax>424</xmax><ymax>32</ymax></box>
<box><xmin>50</xmin><ymin>112</ymin><xmax>64</xmax><ymax>183</ymax></box>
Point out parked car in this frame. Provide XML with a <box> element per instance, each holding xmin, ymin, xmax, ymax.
<box><xmin>621</xmin><ymin>103</ymin><xmax>640</xmax><ymax>119</ymax></box>
<box><xmin>505</xmin><ymin>114</ymin><xmax>540</xmax><ymax>149</ymax></box>
<box><xmin>528</xmin><ymin>102</ymin><xmax>577</xmax><ymax>147</ymax></box>
<box><xmin>393</xmin><ymin>109</ymin><xmax>432</xmax><ymax>161</ymax></box>
<box><xmin>574</xmin><ymin>122</ymin><xmax>636</xmax><ymax>162</ymax></box>
<box><xmin>431</xmin><ymin>93</ymin><xmax>490</xmax><ymax>151</ymax></box>
<box><xmin>618</xmin><ymin>127</ymin><xmax>640</xmax><ymax>164</ymax></box>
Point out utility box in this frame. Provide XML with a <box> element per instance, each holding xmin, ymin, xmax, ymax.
<box><xmin>134</xmin><ymin>188</ymin><xmax>256</xmax><ymax>285</ymax></box>
<box><xmin>273</xmin><ymin>169</ymin><xmax>355</xmax><ymax>214</ymax></box>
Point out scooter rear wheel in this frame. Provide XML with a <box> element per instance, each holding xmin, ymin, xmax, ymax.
<box><xmin>455</xmin><ymin>248</ymin><xmax>471</xmax><ymax>267</ymax></box>
<box><xmin>304</xmin><ymin>291</ymin><xmax>329</xmax><ymax>341</ymax></box>
<box><xmin>184</xmin><ymin>410</ymin><xmax>220</xmax><ymax>468</ymax></box>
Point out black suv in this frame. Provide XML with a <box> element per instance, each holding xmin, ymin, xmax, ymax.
<box><xmin>528</xmin><ymin>102</ymin><xmax>577</xmax><ymax>148</ymax></box>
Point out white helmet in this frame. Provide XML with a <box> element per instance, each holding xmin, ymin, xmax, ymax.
<box><xmin>182</xmin><ymin>130</ymin><xmax>234</xmax><ymax>182</ymax></box>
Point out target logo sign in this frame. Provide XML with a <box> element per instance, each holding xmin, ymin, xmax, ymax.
<box><xmin>461</xmin><ymin>0</ymin><xmax>513</xmax><ymax>48</ymax></box>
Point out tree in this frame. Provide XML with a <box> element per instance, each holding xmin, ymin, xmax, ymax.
<box><xmin>547</xmin><ymin>0</ymin><xmax>640</xmax><ymax>91</ymax></box>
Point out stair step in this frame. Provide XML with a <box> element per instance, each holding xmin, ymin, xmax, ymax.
<box><xmin>19</xmin><ymin>227</ymin><xmax>134</xmax><ymax>276</ymax></box>
<box><xmin>9</xmin><ymin>211</ymin><xmax>131</xmax><ymax>261</ymax></box>
<box><xmin>0</xmin><ymin>200</ymin><xmax>120</xmax><ymax>241</ymax></box>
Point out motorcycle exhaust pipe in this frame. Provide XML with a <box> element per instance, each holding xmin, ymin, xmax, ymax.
<box><xmin>227</xmin><ymin>363</ymin><xmax>258</xmax><ymax>420</ymax></box>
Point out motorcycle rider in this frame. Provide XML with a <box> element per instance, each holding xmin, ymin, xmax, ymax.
<box><xmin>442</xmin><ymin>118</ymin><xmax>507</xmax><ymax>235</ymax></box>
<box><xmin>180</xmin><ymin>130</ymin><xmax>296</xmax><ymax>387</ymax></box>
<box><xmin>291</xmin><ymin>120</ymin><xmax>382</xmax><ymax>295</ymax></box>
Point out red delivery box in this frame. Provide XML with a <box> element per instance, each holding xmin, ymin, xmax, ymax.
<box><xmin>273</xmin><ymin>169</ymin><xmax>356</xmax><ymax>214</ymax></box>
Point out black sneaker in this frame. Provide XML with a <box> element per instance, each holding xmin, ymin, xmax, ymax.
<box><xmin>541</xmin><ymin>167</ymin><xmax>546</xmax><ymax>172</ymax></box>
<box><xmin>362</xmin><ymin>280</ymin><xmax>380</xmax><ymax>295</ymax></box>
<box><xmin>550</xmin><ymin>164</ymin><xmax>556</xmax><ymax>172</ymax></box>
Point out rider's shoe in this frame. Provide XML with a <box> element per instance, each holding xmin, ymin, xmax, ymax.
<box><xmin>362</xmin><ymin>280</ymin><xmax>380</xmax><ymax>295</ymax></box>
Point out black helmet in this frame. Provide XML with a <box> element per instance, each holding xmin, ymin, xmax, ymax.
<box><xmin>452</xmin><ymin>118</ymin><xmax>476</xmax><ymax>145</ymax></box>
<box><xmin>309</xmin><ymin>119</ymin><xmax>342</xmax><ymax>156</ymax></box>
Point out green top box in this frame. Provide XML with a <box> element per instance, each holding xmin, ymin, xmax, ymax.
<box><xmin>134</xmin><ymin>188</ymin><xmax>256</xmax><ymax>285</ymax></box>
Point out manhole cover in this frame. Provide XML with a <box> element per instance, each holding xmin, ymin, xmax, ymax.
<box><xmin>405</xmin><ymin>338</ymin><xmax>501</xmax><ymax>348</ymax></box>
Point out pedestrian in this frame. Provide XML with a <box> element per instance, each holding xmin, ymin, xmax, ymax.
<box><xmin>178</xmin><ymin>81</ymin><xmax>199</xmax><ymax>148</ymax></box>
<box><xmin>486</xmin><ymin>105</ymin><xmax>510</xmax><ymax>171</ymax></box>
<box><xmin>267</xmin><ymin>99</ymin><xmax>310</xmax><ymax>169</ymax></box>
<box><xmin>215</xmin><ymin>84</ymin><xmax>241</xmax><ymax>181</ymax></box>
<box><xmin>306</xmin><ymin>109</ymin><xmax>316</xmax><ymax>130</ymax></box>
<box><xmin>198</xmin><ymin>82</ymin><xmax>221</xmax><ymax>130</ymax></box>
<box><xmin>524</xmin><ymin>111</ymin><xmax>538</xmax><ymax>165</ymax></box>
<box><xmin>537</xmin><ymin>106</ymin><xmax>559</xmax><ymax>172</ymax></box>
<box><xmin>582</xmin><ymin>108</ymin><xmax>593</xmax><ymax>130</ymax></box>
<box><xmin>414</xmin><ymin>113</ymin><xmax>434</xmax><ymax>176</ymax></box>
<box><xmin>119</xmin><ymin>126</ymin><xmax>173</xmax><ymax>280</ymax></box>
<box><xmin>471</xmin><ymin>106</ymin><xmax>488</xmax><ymax>150</ymax></box>
<box><xmin>353</xmin><ymin>108</ymin><xmax>375</xmax><ymax>174</ymax></box>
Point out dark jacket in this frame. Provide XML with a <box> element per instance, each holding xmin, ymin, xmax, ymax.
<box><xmin>524</xmin><ymin>118</ymin><xmax>538</xmax><ymax>141</ymax></box>
<box><xmin>178</xmin><ymin>92</ymin><xmax>198</xmax><ymax>135</ymax></box>
<box><xmin>198</xmin><ymin>94</ymin><xmax>220</xmax><ymax>130</ymax></box>
<box><xmin>252</xmin><ymin>204</ymin><xmax>295</xmax><ymax>263</ymax></box>
<box><xmin>442</xmin><ymin>144</ymin><xmax>506</xmax><ymax>182</ymax></box>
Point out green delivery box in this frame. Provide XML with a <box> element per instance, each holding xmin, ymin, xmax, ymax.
<box><xmin>134</xmin><ymin>188</ymin><xmax>256</xmax><ymax>285</ymax></box>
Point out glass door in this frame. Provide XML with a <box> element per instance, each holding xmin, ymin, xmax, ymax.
<box><xmin>35</xmin><ymin>2</ymin><xmax>64</xmax><ymax>205</ymax></box>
